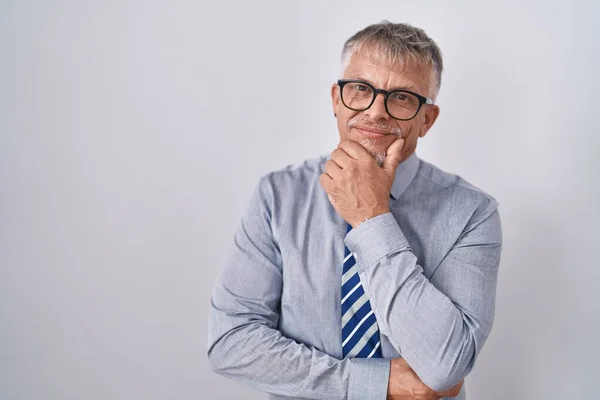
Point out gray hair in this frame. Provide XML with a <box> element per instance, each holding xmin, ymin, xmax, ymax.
<box><xmin>341</xmin><ymin>21</ymin><xmax>443</xmax><ymax>100</ymax></box>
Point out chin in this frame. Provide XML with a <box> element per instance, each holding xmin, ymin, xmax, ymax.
<box><xmin>359</xmin><ymin>138</ymin><xmax>387</xmax><ymax>153</ymax></box>
<box><xmin>372</xmin><ymin>153</ymin><xmax>387</xmax><ymax>167</ymax></box>
<box><xmin>361</xmin><ymin>143</ymin><xmax>387</xmax><ymax>166</ymax></box>
<box><xmin>341</xmin><ymin>134</ymin><xmax>390</xmax><ymax>164</ymax></box>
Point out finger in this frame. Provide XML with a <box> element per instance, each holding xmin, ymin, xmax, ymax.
<box><xmin>319</xmin><ymin>172</ymin><xmax>333</xmax><ymax>189</ymax></box>
<box><xmin>337</xmin><ymin>139</ymin><xmax>371</xmax><ymax>161</ymax></box>
<box><xmin>324</xmin><ymin>159</ymin><xmax>342</xmax><ymax>178</ymax></box>
<box><xmin>382</xmin><ymin>137</ymin><xmax>405</xmax><ymax>174</ymax></box>
<box><xmin>330</xmin><ymin>148</ymin><xmax>353</xmax><ymax>168</ymax></box>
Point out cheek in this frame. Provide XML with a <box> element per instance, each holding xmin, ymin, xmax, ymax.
<box><xmin>401</xmin><ymin>125</ymin><xmax>421</xmax><ymax>148</ymax></box>
<box><xmin>337</xmin><ymin>117</ymin><xmax>351</xmax><ymax>141</ymax></box>
<box><xmin>408</xmin><ymin>131</ymin><xmax>424</xmax><ymax>153</ymax></box>
<box><xmin>401</xmin><ymin>118</ymin><xmax>424</xmax><ymax>138</ymax></box>
<box><xmin>338</xmin><ymin>111</ymin><xmax>358</xmax><ymax>133</ymax></box>
<box><xmin>397</xmin><ymin>122</ymin><xmax>412</xmax><ymax>139</ymax></box>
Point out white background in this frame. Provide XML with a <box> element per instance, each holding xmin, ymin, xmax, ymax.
<box><xmin>1</xmin><ymin>1</ymin><xmax>598</xmax><ymax>399</ymax></box>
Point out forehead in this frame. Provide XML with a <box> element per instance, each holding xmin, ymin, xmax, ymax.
<box><xmin>343</xmin><ymin>50</ymin><xmax>432</xmax><ymax>94</ymax></box>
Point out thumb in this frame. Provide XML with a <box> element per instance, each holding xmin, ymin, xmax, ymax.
<box><xmin>382</xmin><ymin>138</ymin><xmax>405</xmax><ymax>175</ymax></box>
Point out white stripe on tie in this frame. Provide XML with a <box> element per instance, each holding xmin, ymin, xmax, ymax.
<box><xmin>342</xmin><ymin>293</ymin><xmax>368</xmax><ymax>327</ymax></box>
<box><xmin>343</xmin><ymin>252</ymin><xmax>354</xmax><ymax>263</ymax></box>
<box><xmin>367</xmin><ymin>342</ymin><xmax>381</xmax><ymax>358</ymax></box>
<box><xmin>346</xmin><ymin>320</ymin><xmax>380</xmax><ymax>358</ymax></box>
<box><xmin>342</xmin><ymin>309</ymin><xmax>374</xmax><ymax>347</ymax></box>
<box><xmin>341</xmin><ymin>281</ymin><xmax>361</xmax><ymax>304</ymax></box>
<box><xmin>342</xmin><ymin>265</ymin><xmax>358</xmax><ymax>285</ymax></box>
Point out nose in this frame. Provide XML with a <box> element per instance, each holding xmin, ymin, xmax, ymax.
<box><xmin>364</xmin><ymin>91</ymin><xmax>390</xmax><ymax>121</ymax></box>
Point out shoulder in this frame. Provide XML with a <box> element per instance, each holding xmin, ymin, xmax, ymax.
<box><xmin>414</xmin><ymin>157</ymin><xmax>500</xmax><ymax>223</ymax></box>
<box><xmin>416</xmin><ymin>158</ymin><xmax>497</xmax><ymax>204</ymax></box>
<box><xmin>249</xmin><ymin>154</ymin><xmax>329</xmax><ymax>216</ymax></box>
<box><xmin>256</xmin><ymin>153</ymin><xmax>327</xmax><ymax>195</ymax></box>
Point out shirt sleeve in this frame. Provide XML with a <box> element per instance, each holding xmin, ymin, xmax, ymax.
<box><xmin>207</xmin><ymin>175</ymin><xmax>390</xmax><ymax>400</ymax></box>
<box><xmin>344</xmin><ymin>200</ymin><xmax>502</xmax><ymax>392</ymax></box>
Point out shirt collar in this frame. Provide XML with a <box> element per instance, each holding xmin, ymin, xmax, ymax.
<box><xmin>390</xmin><ymin>152</ymin><xmax>420</xmax><ymax>200</ymax></box>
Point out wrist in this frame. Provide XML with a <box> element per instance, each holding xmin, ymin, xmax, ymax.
<box><xmin>349</xmin><ymin>208</ymin><xmax>390</xmax><ymax>228</ymax></box>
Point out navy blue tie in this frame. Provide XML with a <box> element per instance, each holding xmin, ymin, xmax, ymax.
<box><xmin>341</xmin><ymin>223</ymin><xmax>383</xmax><ymax>358</ymax></box>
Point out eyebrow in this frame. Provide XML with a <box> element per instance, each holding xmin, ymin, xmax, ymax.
<box><xmin>348</xmin><ymin>75</ymin><xmax>418</xmax><ymax>92</ymax></box>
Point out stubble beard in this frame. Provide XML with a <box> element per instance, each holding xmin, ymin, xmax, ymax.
<box><xmin>359</xmin><ymin>138</ymin><xmax>388</xmax><ymax>167</ymax></box>
<box><xmin>347</xmin><ymin>117</ymin><xmax>403</xmax><ymax>167</ymax></box>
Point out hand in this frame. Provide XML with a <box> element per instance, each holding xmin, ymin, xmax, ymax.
<box><xmin>388</xmin><ymin>358</ymin><xmax>463</xmax><ymax>400</ymax></box>
<box><xmin>319</xmin><ymin>138</ymin><xmax>405</xmax><ymax>228</ymax></box>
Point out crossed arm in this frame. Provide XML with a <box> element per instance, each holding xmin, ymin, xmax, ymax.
<box><xmin>207</xmin><ymin>177</ymin><xmax>502</xmax><ymax>399</ymax></box>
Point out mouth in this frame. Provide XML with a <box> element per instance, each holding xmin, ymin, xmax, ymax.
<box><xmin>354</xmin><ymin>126</ymin><xmax>390</xmax><ymax>139</ymax></box>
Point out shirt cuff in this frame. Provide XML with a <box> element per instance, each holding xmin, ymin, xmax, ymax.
<box><xmin>344</xmin><ymin>212</ymin><xmax>411</xmax><ymax>273</ymax></box>
<box><xmin>348</xmin><ymin>358</ymin><xmax>390</xmax><ymax>400</ymax></box>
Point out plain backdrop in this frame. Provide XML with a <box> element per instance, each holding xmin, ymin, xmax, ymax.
<box><xmin>1</xmin><ymin>1</ymin><xmax>599</xmax><ymax>399</ymax></box>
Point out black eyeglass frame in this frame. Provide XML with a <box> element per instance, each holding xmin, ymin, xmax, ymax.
<box><xmin>337</xmin><ymin>79</ymin><xmax>434</xmax><ymax>121</ymax></box>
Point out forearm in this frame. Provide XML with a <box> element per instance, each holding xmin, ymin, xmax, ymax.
<box><xmin>208</xmin><ymin>304</ymin><xmax>390</xmax><ymax>399</ymax></box>
<box><xmin>361</xmin><ymin>252</ymin><xmax>474</xmax><ymax>391</ymax></box>
<box><xmin>345</xmin><ymin>212</ymin><xmax>501</xmax><ymax>391</ymax></box>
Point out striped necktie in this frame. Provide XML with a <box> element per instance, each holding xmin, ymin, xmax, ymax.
<box><xmin>341</xmin><ymin>223</ymin><xmax>382</xmax><ymax>358</ymax></box>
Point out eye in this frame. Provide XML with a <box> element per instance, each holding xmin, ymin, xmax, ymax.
<box><xmin>391</xmin><ymin>92</ymin><xmax>410</xmax><ymax>101</ymax></box>
<box><xmin>352</xmin><ymin>84</ymin><xmax>370</xmax><ymax>92</ymax></box>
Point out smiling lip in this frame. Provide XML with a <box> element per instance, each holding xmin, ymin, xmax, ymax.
<box><xmin>355</xmin><ymin>126</ymin><xmax>389</xmax><ymax>138</ymax></box>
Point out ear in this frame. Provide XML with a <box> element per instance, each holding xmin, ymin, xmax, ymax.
<box><xmin>331</xmin><ymin>83</ymin><xmax>341</xmax><ymax>117</ymax></box>
<box><xmin>418</xmin><ymin>105</ymin><xmax>440</xmax><ymax>138</ymax></box>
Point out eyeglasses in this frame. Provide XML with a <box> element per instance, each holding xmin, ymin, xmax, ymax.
<box><xmin>337</xmin><ymin>79</ymin><xmax>434</xmax><ymax>121</ymax></box>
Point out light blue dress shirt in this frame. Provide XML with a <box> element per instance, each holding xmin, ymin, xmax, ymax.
<box><xmin>208</xmin><ymin>152</ymin><xmax>502</xmax><ymax>400</ymax></box>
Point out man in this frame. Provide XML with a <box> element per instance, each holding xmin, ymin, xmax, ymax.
<box><xmin>208</xmin><ymin>22</ymin><xmax>502</xmax><ymax>400</ymax></box>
